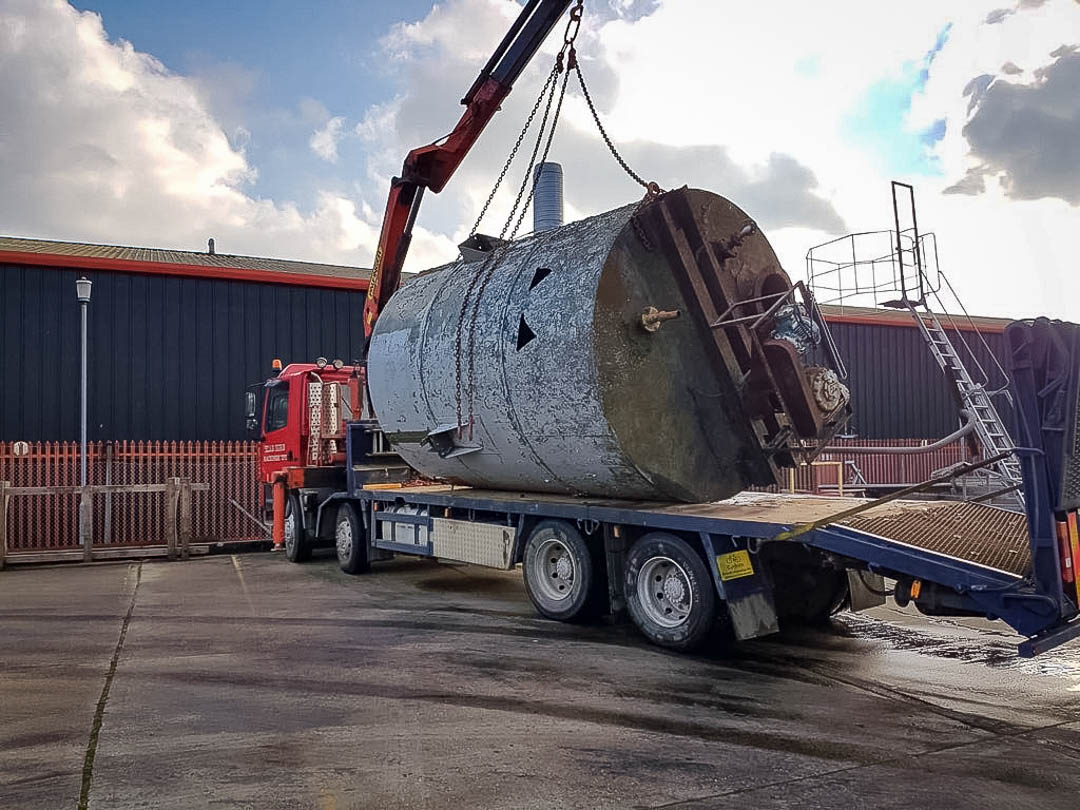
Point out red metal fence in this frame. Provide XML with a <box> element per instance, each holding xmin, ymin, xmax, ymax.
<box><xmin>774</xmin><ymin>438</ymin><xmax>972</xmax><ymax>494</ymax></box>
<box><xmin>0</xmin><ymin>437</ymin><xmax>973</xmax><ymax>553</ymax></box>
<box><xmin>0</xmin><ymin>441</ymin><xmax>263</xmax><ymax>552</ymax></box>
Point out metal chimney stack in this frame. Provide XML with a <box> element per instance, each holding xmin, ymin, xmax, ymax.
<box><xmin>532</xmin><ymin>162</ymin><xmax>563</xmax><ymax>233</ymax></box>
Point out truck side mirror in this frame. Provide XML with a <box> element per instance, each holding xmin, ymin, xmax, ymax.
<box><xmin>245</xmin><ymin>391</ymin><xmax>257</xmax><ymax>420</ymax></box>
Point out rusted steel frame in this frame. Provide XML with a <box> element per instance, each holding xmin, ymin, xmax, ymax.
<box><xmin>709</xmin><ymin>288</ymin><xmax>793</xmax><ymax>329</ymax></box>
<box><xmin>771</xmin><ymin>451</ymin><xmax>1011</xmax><ymax>542</ymax></box>
<box><xmin>650</xmin><ymin>202</ymin><xmax>749</xmax><ymax>377</ymax></box>
<box><xmin>803</xmin><ymin>284</ymin><xmax>848</xmax><ymax>380</ymax></box>
<box><xmin>742</xmin><ymin>325</ymin><xmax>802</xmax><ymax>451</ymax></box>
<box><xmin>648</xmin><ymin>201</ymin><xmax>773</xmax><ymax>449</ymax></box>
<box><xmin>710</xmin><ymin>281</ymin><xmax>847</xmax><ymax>381</ymax></box>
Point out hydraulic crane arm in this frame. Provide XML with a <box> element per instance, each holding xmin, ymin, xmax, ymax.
<box><xmin>362</xmin><ymin>0</ymin><xmax>577</xmax><ymax>340</ymax></box>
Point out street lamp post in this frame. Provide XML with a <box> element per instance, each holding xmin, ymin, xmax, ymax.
<box><xmin>76</xmin><ymin>277</ymin><xmax>92</xmax><ymax>548</ymax></box>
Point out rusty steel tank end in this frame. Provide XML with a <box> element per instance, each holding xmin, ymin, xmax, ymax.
<box><xmin>368</xmin><ymin>187</ymin><xmax>850</xmax><ymax>503</ymax></box>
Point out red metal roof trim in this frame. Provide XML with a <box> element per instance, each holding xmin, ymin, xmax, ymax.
<box><xmin>822</xmin><ymin>311</ymin><xmax>1007</xmax><ymax>335</ymax></box>
<box><xmin>0</xmin><ymin>250</ymin><xmax>368</xmax><ymax>291</ymax></box>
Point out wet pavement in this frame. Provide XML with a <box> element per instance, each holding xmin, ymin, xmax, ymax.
<box><xmin>2</xmin><ymin>553</ymin><xmax>1079</xmax><ymax>809</ymax></box>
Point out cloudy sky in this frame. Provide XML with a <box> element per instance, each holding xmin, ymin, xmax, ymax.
<box><xmin>1</xmin><ymin>0</ymin><xmax>1077</xmax><ymax>318</ymax></box>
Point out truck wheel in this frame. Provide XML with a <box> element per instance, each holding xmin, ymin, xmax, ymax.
<box><xmin>522</xmin><ymin>520</ymin><xmax>596</xmax><ymax>622</ymax></box>
<box><xmin>284</xmin><ymin>492</ymin><xmax>311</xmax><ymax>563</ymax></box>
<box><xmin>336</xmin><ymin>503</ymin><xmax>369</xmax><ymax>575</ymax></box>
<box><xmin>763</xmin><ymin>545</ymin><xmax>848</xmax><ymax>624</ymax></box>
<box><xmin>624</xmin><ymin>533</ymin><xmax>716</xmax><ymax>652</ymax></box>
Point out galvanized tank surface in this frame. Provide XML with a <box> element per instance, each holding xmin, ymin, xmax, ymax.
<box><xmin>368</xmin><ymin>187</ymin><xmax>821</xmax><ymax>502</ymax></box>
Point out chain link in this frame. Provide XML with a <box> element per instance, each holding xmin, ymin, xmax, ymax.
<box><xmin>455</xmin><ymin>249</ymin><xmax>497</xmax><ymax>438</ymax></box>
<box><xmin>455</xmin><ymin>0</ymin><xmax>659</xmax><ymax>439</ymax></box>
<box><xmin>468</xmin><ymin>66</ymin><xmax>559</xmax><ymax>239</ymax></box>
<box><xmin>563</xmin><ymin>0</ymin><xmax>583</xmax><ymax>45</ymax></box>
<box><xmin>507</xmin><ymin>56</ymin><xmax>572</xmax><ymax>239</ymax></box>
<box><xmin>499</xmin><ymin>58</ymin><xmax>565</xmax><ymax>240</ymax></box>
<box><xmin>573</xmin><ymin>63</ymin><xmax>651</xmax><ymax>191</ymax></box>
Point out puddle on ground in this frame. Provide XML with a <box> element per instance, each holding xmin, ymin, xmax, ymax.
<box><xmin>838</xmin><ymin>611</ymin><xmax>1080</xmax><ymax>692</ymax></box>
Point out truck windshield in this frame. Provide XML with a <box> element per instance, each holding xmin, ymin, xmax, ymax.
<box><xmin>266</xmin><ymin>384</ymin><xmax>289</xmax><ymax>432</ymax></box>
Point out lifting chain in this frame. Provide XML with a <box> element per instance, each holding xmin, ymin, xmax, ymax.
<box><xmin>572</xmin><ymin>63</ymin><xmax>652</xmax><ymax>192</ymax></box>
<box><xmin>455</xmin><ymin>0</ymin><xmax>659</xmax><ymax>440</ymax></box>
<box><xmin>456</xmin><ymin>1</ymin><xmax>583</xmax><ymax>439</ymax></box>
<box><xmin>469</xmin><ymin>0</ymin><xmax>584</xmax><ymax>240</ymax></box>
<box><xmin>467</xmin><ymin>66</ymin><xmax>560</xmax><ymax>240</ymax></box>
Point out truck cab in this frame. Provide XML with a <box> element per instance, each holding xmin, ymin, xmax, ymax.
<box><xmin>247</xmin><ymin>358</ymin><xmax>410</xmax><ymax>559</ymax></box>
<box><xmin>253</xmin><ymin>359</ymin><xmax>360</xmax><ymax>483</ymax></box>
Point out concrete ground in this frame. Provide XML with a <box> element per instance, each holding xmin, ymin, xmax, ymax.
<box><xmin>2</xmin><ymin>553</ymin><xmax>1080</xmax><ymax>810</ymax></box>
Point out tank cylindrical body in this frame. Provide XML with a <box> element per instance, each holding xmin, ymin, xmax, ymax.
<box><xmin>532</xmin><ymin>162</ymin><xmax>563</xmax><ymax>232</ymax></box>
<box><xmin>369</xmin><ymin>187</ymin><xmax>841</xmax><ymax>502</ymax></box>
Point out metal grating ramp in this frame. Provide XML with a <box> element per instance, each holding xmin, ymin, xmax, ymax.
<box><xmin>841</xmin><ymin>500</ymin><xmax>1030</xmax><ymax>577</ymax></box>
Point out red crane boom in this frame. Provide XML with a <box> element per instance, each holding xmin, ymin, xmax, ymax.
<box><xmin>361</xmin><ymin>0</ymin><xmax>578</xmax><ymax>340</ymax></box>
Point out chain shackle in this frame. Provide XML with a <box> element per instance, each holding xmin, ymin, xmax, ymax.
<box><xmin>563</xmin><ymin>0</ymin><xmax>584</xmax><ymax>46</ymax></box>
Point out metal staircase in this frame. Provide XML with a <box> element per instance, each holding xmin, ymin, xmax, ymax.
<box><xmin>906</xmin><ymin>302</ymin><xmax>1024</xmax><ymax>505</ymax></box>
<box><xmin>806</xmin><ymin>181</ymin><xmax>1024</xmax><ymax>509</ymax></box>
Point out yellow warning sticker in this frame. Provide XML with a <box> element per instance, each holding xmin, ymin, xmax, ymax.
<box><xmin>717</xmin><ymin>550</ymin><xmax>755</xmax><ymax>581</ymax></box>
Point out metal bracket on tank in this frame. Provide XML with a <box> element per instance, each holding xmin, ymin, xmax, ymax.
<box><xmin>422</xmin><ymin>423</ymin><xmax>483</xmax><ymax>459</ymax></box>
<box><xmin>458</xmin><ymin>234</ymin><xmax>508</xmax><ymax>263</ymax></box>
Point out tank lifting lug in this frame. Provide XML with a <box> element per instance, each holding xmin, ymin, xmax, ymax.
<box><xmin>641</xmin><ymin>307</ymin><xmax>680</xmax><ymax>333</ymax></box>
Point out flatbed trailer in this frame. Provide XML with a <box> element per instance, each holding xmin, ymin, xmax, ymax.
<box><xmin>313</xmin><ymin>459</ymin><xmax>1077</xmax><ymax>657</ymax></box>
<box><xmin>282</xmin><ymin>319</ymin><xmax>1080</xmax><ymax>659</ymax></box>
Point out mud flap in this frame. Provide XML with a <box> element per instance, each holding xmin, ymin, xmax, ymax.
<box><xmin>700</xmin><ymin>533</ymin><xmax>780</xmax><ymax>641</ymax></box>
<box><xmin>847</xmin><ymin>569</ymin><xmax>887</xmax><ymax>612</ymax></box>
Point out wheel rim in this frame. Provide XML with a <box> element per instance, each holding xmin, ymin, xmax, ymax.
<box><xmin>284</xmin><ymin>506</ymin><xmax>297</xmax><ymax>554</ymax></box>
<box><xmin>336</xmin><ymin>516</ymin><xmax>353</xmax><ymax>561</ymax></box>
<box><xmin>638</xmin><ymin>556</ymin><xmax>693</xmax><ymax>628</ymax></box>
<box><xmin>532</xmin><ymin>537</ymin><xmax>576</xmax><ymax>602</ymax></box>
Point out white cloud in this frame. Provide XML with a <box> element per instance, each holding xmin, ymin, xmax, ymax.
<box><xmin>587</xmin><ymin>0</ymin><xmax>1078</xmax><ymax>318</ymax></box>
<box><xmin>357</xmin><ymin>0</ymin><xmax>844</xmax><ymax>272</ymax></box>
<box><xmin>0</xmin><ymin>0</ymin><xmax>456</xmax><ymax>271</ymax></box>
<box><xmin>309</xmin><ymin>115</ymin><xmax>346</xmax><ymax>162</ymax></box>
<box><xmin>1</xmin><ymin>0</ymin><xmax>1075</xmax><ymax>320</ymax></box>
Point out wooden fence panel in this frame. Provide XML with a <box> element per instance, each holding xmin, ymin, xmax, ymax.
<box><xmin>0</xmin><ymin>441</ymin><xmax>263</xmax><ymax>552</ymax></box>
<box><xmin>0</xmin><ymin>436</ymin><xmax>972</xmax><ymax>549</ymax></box>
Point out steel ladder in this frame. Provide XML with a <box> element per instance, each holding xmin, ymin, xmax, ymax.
<box><xmin>907</xmin><ymin>301</ymin><xmax>1025</xmax><ymax>507</ymax></box>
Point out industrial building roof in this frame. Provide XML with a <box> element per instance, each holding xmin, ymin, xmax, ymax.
<box><xmin>0</xmin><ymin>235</ymin><xmax>370</xmax><ymax>290</ymax></box>
<box><xmin>0</xmin><ymin>235</ymin><xmax>1011</xmax><ymax>331</ymax></box>
<box><xmin>819</xmin><ymin>303</ymin><xmax>1009</xmax><ymax>333</ymax></box>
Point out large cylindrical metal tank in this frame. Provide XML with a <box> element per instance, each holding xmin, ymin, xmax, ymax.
<box><xmin>532</xmin><ymin>162</ymin><xmax>564</xmax><ymax>232</ymax></box>
<box><xmin>368</xmin><ymin>187</ymin><xmax>844</xmax><ymax>502</ymax></box>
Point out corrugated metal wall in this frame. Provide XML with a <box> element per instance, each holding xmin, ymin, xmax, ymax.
<box><xmin>828</xmin><ymin>321</ymin><xmax>1011</xmax><ymax>439</ymax></box>
<box><xmin>1</xmin><ymin>261</ymin><xmax>1015</xmax><ymax>442</ymax></box>
<box><xmin>1</xmin><ymin>262</ymin><xmax>366</xmax><ymax>441</ymax></box>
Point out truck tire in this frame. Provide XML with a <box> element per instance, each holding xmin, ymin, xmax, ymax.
<box><xmin>624</xmin><ymin>532</ymin><xmax>716</xmax><ymax>652</ymax></box>
<box><xmin>522</xmin><ymin>520</ymin><xmax>596</xmax><ymax>622</ymax></box>
<box><xmin>763</xmin><ymin>545</ymin><xmax>848</xmax><ymax>624</ymax></box>
<box><xmin>336</xmin><ymin>503</ymin><xmax>369</xmax><ymax>575</ymax></box>
<box><xmin>284</xmin><ymin>492</ymin><xmax>311</xmax><ymax>563</ymax></box>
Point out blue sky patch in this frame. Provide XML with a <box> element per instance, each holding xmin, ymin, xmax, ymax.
<box><xmin>844</xmin><ymin>23</ymin><xmax>952</xmax><ymax>177</ymax></box>
<box><xmin>72</xmin><ymin>0</ymin><xmax>434</xmax><ymax>205</ymax></box>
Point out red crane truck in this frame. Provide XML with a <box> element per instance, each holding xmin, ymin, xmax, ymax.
<box><xmin>247</xmin><ymin>1</ymin><xmax>1080</xmax><ymax>656</ymax></box>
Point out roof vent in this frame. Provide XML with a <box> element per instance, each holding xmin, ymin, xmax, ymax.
<box><xmin>208</xmin><ymin>237</ymin><xmax>216</xmax><ymax>255</ymax></box>
<box><xmin>532</xmin><ymin>162</ymin><xmax>563</xmax><ymax>233</ymax></box>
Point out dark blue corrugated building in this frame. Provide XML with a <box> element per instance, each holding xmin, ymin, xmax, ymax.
<box><xmin>822</xmin><ymin>305</ymin><xmax>1011</xmax><ymax>440</ymax></box>
<box><xmin>0</xmin><ymin>235</ymin><xmax>1012</xmax><ymax>443</ymax></box>
<box><xmin>0</xmin><ymin>236</ymin><xmax>370</xmax><ymax>441</ymax></box>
